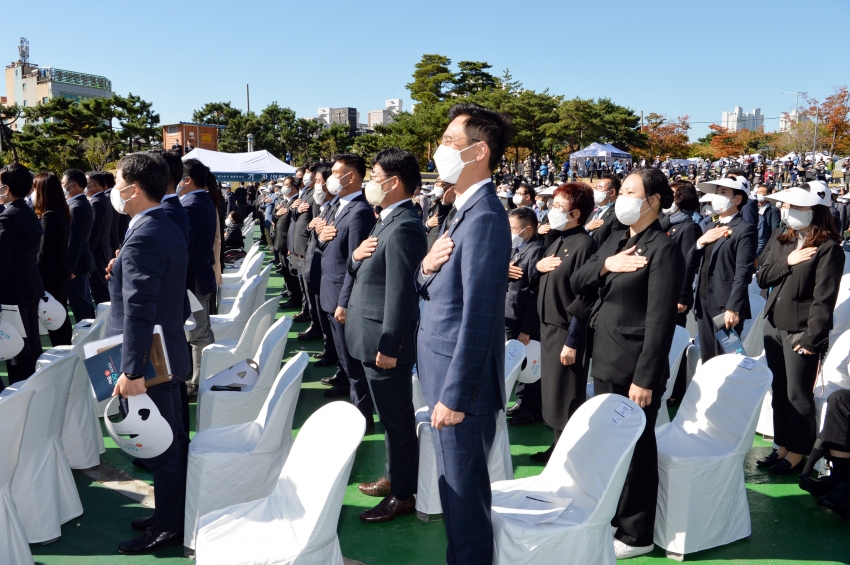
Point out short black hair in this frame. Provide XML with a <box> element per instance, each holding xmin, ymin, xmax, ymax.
<box><xmin>148</xmin><ymin>148</ymin><xmax>184</xmax><ymax>189</ymax></box>
<box><xmin>314</xmin><ymin>162</ymin><xmax>333</xmax><ymax>184</ymax></box>
<box><xmin>508</xmin><ymin>206</ymin><xmax>538</xmax><ymax>231</ymax></box>
<box><xmin>116</xmin><ymin>152</ymin><xmax>168</xmax><ymax>202</ymax></box>
<box><xmin>305</xmin><ymin>162</ymin><xmax>319</xmax><ymax>174</ymax></box>
<box><xmin>295</xmin><ymin>167</ymin><xmax>306</xmax><ymax>175</ymax></box>
<box><xmin>183</xmin><ymin>158</ymin><xmax>210</xmax><ymax>188</ymax></box>
<box><xmin>599</xmin><ymin>173</ymin><xmax>621</xmax><ymax>192</ymax></box>
<box><xmin>517</xmin><ymin>182</ymin><xmax>533</xmax><ymax>196</ymax></box>
<box><xmin>62</xmin><ymin>169</ymin><xmax>88</xmax><ymax>189</ymax></box>
<box><xmin>627</xmin><ymin>168</ymin><xmax>674</xmax><ymax>210</ymax></box>
<box><xmin>670</xmin><ymin>180</ymin><xmax>699</xmax><ymax>212</ymax></box>
<box><xmin>0</xmin><ymin>163</ymin><xmax>33</xmax><ymax>198</ymax></box>
<box><xmin>103</xmin><ymin>171</ymin><xmax>115</xmax><ymax>188</ymax></box>
<box><xmin>448</xmin><ymin>103</ymin><xmax>514</xmax><ymax>170</ymax></box>
<box><xmin>333</xmin><ymin>153</ymin><xmax>367</xmax><ymax>179</ymax></box>
<box><xmin>85</xmin><ymin>171</ymin><xmax>109</xmax><ymax>189</ymax></box>
<box><xmin>373</xmin><ymin>148</ymin><xmax>421</xmax><ymax>197</ymax></box>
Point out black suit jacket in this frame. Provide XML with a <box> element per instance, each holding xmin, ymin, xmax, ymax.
<box><xmin>273</xmin><ymin>196</ymin><xmax>294</xmax><ymax>253</ymax></box>
<box><xmin>571</xmin><ymin>220</ymin><xmax>685</xmax><ymax>391</ymax></box>
<box><xmin>38</xmin><ymin>208</ymin><xmax>71</xmax><ymax>296</ymax></box>
<box><xmin>588</xmin><ymin>204</ymin><xmax>625</xmax><ymax>247</ymax></box>
<box><xmin>666</xmin><ymin>216</ymin><xmax>702</xmax><ymax>309</ymax></box>
<box><xmin>425</xmin><ymin>198</ymin><xmax>452</xmax><ymax>251</ymax></box>
<box><xmin>345</xmin><ymin>201</ymin><xmax>427</xmax><ymax>364</ymax></box>
<box><xmin>538</xmin><ymin>226</ymin><xmax>597</xmax><ymax>329</ymax></box>
<box><xmin>505</xmin><ymin>236</ymin><xmax>546</xmax><ymax>338</ymax></box>
<box><xmin>67</xmin><ymin>194</ymin><xmax>95</xmax><ymax>276</ymax></box>
<box><xmin>688</xmin><ymin>215</ymin><xmax>757</xmax><ymax>320</ymax></box>
<box><xmin>757</xmin><ymin>235</ymin><xmax>844</xmax><ymax>353</ymax></box>
<box><xmin>88</xmin><ymin>192</ymin><xmax>114</xmax><ymax>271</ymax></box>
<box><xmin>289</xmin><ymin>186</ymin><xmax>314</xmax><ymax>256</ymax></box>
<box><xmin>0</xmin><ymin>199</ymin><xmax>44</xmax><ymax>305</ymax></box>
<box><xmin>304</xmin><ymin>199</ymin><xmax>336</xmax><ymax>293</ymax></box>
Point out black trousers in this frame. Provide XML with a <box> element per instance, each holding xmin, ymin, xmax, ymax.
<box><xmin>67</xmin><ymin>273</ymin><xmax>95</xmax><ymax>321</ymax></box>
<box><xmin>820</xmin><ymin>389</ymin><xmax>850</xmax><ymax>452</ymax></box>
<box><xmin>5</xmin><ymin>301</ymin><xmax>42</xmax><ymax>387</ymax></box>
<box><xmin>280</xmin><ymin>257</ymin><xmax>302</xmax><ymax>305</ymax></box>
<box><xmin>593</xmin><ymin>379</ymin><xmax>661</xmax><ymax>547</ymax></box>
<box><xmin>696</xmin><ymin>301</ymin><xmax>744</xmax><ymax>363</ymax></box>
<box><xmin>315</xmin><ymin>293</ymin><xmax>339</xmax><ymax>363</ymax></box>
<box><xmin>120</xmin><ymin>380</ymin><xmax>188</xmax><ymax>532</ymax></box>
<box><xmin>299</xmin><ymin>256</ymin><xmax>316</xmax><ymax>318</ymax></box>
<box><xmin>327</xmin><ymin>312</ymin><xmax>373</xmax><ymax>422</ymax></box>
<box><xmin>363</xmin><ymin>362</ymin><xmax>418</xmax><ymax>498</ymax></box>
<box><xmin>764</xmin><ymin>318</ymin><xmax>819</xmax><ymax>454</ymax></box>
<box><xmin>505</xmin><ymin>326</ymin><xmax>541</xmax><ymax>416</ymax></box>
<box><xmin>89</xmin><ymin>265</ymin><xmax>110</xmax><ymax>304</ymax></box>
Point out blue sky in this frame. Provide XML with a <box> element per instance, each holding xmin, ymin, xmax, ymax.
<box><xmin>4</xmin><ymin>0</ymin><xmax>846</xmax><ymax>142</ymax></box>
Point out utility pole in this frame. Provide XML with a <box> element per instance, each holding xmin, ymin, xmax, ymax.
<box><xmin>246</xmin><ymin>84</ymin><xmax>251</xmax><ymax>114</ymax></box>
<box><xmin>812</xmin><ymin>106</ymin><xmax>819</xmax><ymax>166</ymax></box>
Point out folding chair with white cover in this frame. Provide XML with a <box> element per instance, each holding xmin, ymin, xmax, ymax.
<box><xmin>242</xmin><ymin>220</ymin><xmax>255</xmax><ymax>252</ymax></box>
<box><xmin>219</xmin><ymin>252</ymin><xmax>265</xmax><ymax>300</ymax></box>
<box><xmin>222</xmin><ymin>244</ymin><xmax>261</xmax><ymax>280</ymax></box>
<box><xmin>2</xmin><ymin>356</ymin><xmax>83</xmax><ymax>543</ymax></box>
<box><xmin>656</xmin><ymin>326</ymin><xmax>693</xmax><ymax>427</ymax></box>
<box><xmin>200</xmin><ymin>297</ymin><xmax>279</xmax><ymax>382</ymax></box>
<box><xmin>194</xmin><ymin>402</ymin><xmax>366</xmax><ymax>565</ymax></box>
<box><xmin>34</xmin><ymin>319</ymin><xmax>106</xmax><ymax>469</ymax></box>
<box><xmin>812</xmin><ymin>330</ymin><xmax>850</xmax><ymax>474</ymax></box>
<box><xmin>490</xmin><ymin>394</ymin><xmax>646</xmax><ymax>565</ymax></box>
<box><xmin>0</xmin><ymin>389</ymin><xmax>36</xmax><ymax>565</ymax></box>
<box><xmin>198</xmin><ymin>315</ymin><xmax>293</xmax><ymax>431</ymax></box>
<box><xmin>219</xmin><ymin>264</ymin><xmax>272</xmax><ymax>315</ymax></box>
<box><xmin>740</xmin><ymin>294</ymin><xmax>766</xmax><ymax>341</ymax></box>
<box><xmin>209</xmin><ymin>275</ymin><xmax>263</xmax><ymax>342</ymax></box>
<box><xmin>70</xmin><ymin>301</ymin><xmax>110</xmax><ymax>345</ymax></box>
<box><xmin>654</xmin><ymin>354</ymin><xmax>773</xmax><ymax>559</ymax></box>
<box><xmin>184</xmin><ymin>352</ymin><xmax>309</xmax><ymax>550</ymax></box>
<box><xmin>414</xmin><ymin>340</ymin><xmax>526</xmax><ymax>519</ymax></box>
<box><xmin>411</xmin><ymin>369</ymin><xmax>426</xmax><ymax>412</ymax></box>
<box><xmin>829</xmin><ymin>273</ymin><xmax>850</xmax><ymax>346</ymax></box>
<box><xmin>742</xmin><ymin>303</ymin><xmax>767</xmax><ymax>358</ymax></box>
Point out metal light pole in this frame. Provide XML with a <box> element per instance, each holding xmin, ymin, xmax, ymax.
<box><xmin>247</xmin><ymin>133</ymin><xmax>254</xmax><ymax>152</ymax></box>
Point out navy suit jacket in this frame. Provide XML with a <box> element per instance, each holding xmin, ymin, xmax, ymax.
<box><xmin>416</xmin><ymin>182</ymin><xmax>511</xmax><ymax>415</ymax></box>
<box><xmin>181</xmin><ymin>191</ymin><xmax>217</xmax><ymax>296</ymax></box>
<box><xmin>88</xmin><ymin>192</ymin><xmax>114</xmax><ymax>270</ymax></box>
<box><xmin>318</xmin><ymin>193</ymin><xmax>376</xmax><ymax>313</ymax></box>
<box><xmin>161</xmin><ymin>194</ymin><xmax>190</xmax><ymax>244</ymax></box>
<box><xmin>68</xmin><ymin>194</ymin><xmax>95</xmax><ymax>276</ymax></box>
<box><xmin>105</xmin><ymin>208</ymin><xmax>190</xmax><ymax>379</ymax></box>
<box><xmin>0</xmin><ymin>199</ymin><xmax>44</xmax><ymax>305</ymax></box>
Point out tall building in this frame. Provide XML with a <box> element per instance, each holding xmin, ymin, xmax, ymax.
<box><xmin>779</xmin><ymin>110</ymin><xmax>810</xmax><ymax>133</ymax></box>
<box><xmin>3</xmin><ymin>38</ymin><xmax>112</xmax><ymax>129</ymax></box>
<box><xmin>720</xmin><ymin>106</ymin><xmax>763</xmax><ymax>132</ymax></box>
<box><xmin>367</xmin><ymin>99</ymin><xmax>403</xmax><ymax>129</ymax></box>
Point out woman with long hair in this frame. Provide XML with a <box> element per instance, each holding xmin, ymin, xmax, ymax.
<box><xmin>33</xmin><ymin>172</ymin><xmax>73</xmax><ymax>345</ymax></box>
<box><xmin>205</xmin><ymin>171</ymin><xmax>225</xmax><ymax>288</ymax></box>
<box><xmin>756</xmin><ymin>187</ymin><xmax>844</xmax><ymax>475</ymax></box>
<box><xmin>571</xmin><ymin>168</ymin><xmax>685</xmax><ymax>558</ymax></box>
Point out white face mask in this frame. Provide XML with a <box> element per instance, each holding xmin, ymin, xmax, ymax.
<box><xmin>313</xmin><ymin>185</ymin><xmax>327</xmax><ymax>205</ymax></box>
<box><xmin>364</xmin><ymin>176</ymin><xmax>395</xmax><ymax>206</ymax></box>
<box><xmin>756</xmin><ymin>193</ymin><xmax>766</xmax><ymax>203</ymax></box>
<box><xmin>326</xmin><ymin>171</ymin><xmax>352</xmax><ymax>195</ymax></box>
<box><xmin>510</xmin><ymin>226</ymin><xmax>528</xmax><ymax>248</ymax></box>
<box><xmin>547</xmin><ymin>209</ymin><xmax>569</xmax><ymax>231</ymax></box>
<box><xmin>433</xmin><ymin>142</ymin><xmax>480</xmax><ymax>184</ymax></box>
<box><xmin>662</xmin><ymin>202</ymin><xmax>679</xmax><ymax>215</ymax></box>
<box><xmin>593</xmin><ymin>189</ymin><xmax>609</xmax><ymax>205</ymax></box>
<box><xmin>785</xmin><ymin>208</ymin><xmax>813</xmax><ymax>230</ymax></box>
<box><xmin>512</xmin><ymin>194</ymin><xmax>524</xmax><ymax>205</ymax></box>
<box><xmin>432</xmin><ymin>185</ymin><xmax>445</xmax><ymax>198</ymax></box>
<box><xmin>711</xmin><ymin>193</ymin><xmax>733</xmax><ymax>214</ymax></box>
<box><xmin>302</xmin><ymin>173</ymin><xmax>314</xmax><ymax>187</ymax></box>
<box><xmin>536</xmin><ymin>200</ymin><xmax>546</xmax><ymax>209</ymax></box>
<box><xmin>225</xmin><ymin>218</ymin><xmax>233</xmax><ymax>227</ymax></box>
<box><xmin>614</xmin><ymin>196</ymin><xmax>647</xmax><ymax>225</ymax></box>
<box><xmin>110</xmin><ymin>184</ymin><xmax>134</xmax><ymax>214</ymax></box>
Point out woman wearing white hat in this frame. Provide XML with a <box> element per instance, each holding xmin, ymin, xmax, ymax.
<box><xmin>755</xmin><ymin>186</ymin><xmax>844</xmax><ymax>475</ymax></box>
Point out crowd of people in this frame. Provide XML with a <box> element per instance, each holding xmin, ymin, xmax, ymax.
<box><xmin>1</xmin><ymin>100</ymin><xmax>850</xmax><ymax>562</ymax></box>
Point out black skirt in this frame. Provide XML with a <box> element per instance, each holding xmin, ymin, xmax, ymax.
<box><xmin>540</xmin><ymin>321</ymin><xmax>588</xmax><ymax>431</ymax></box>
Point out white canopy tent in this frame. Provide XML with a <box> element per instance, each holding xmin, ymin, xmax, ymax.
<box><xmin>182</xmin><ymin>148</ymin><xmax>296</xmax><ymax>182</ymax></box>
<box><xmin>570</xmin><ymin>142</ymin><xmax>632</xmax><ymax>164</ymax></box>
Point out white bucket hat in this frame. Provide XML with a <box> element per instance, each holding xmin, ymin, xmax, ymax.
<box><xmin>766</xmin><ymin>186</ymin><xmax>825</xmax><ymax>207</ymax></box>
<box><xmin>697</xmin><ymin>176</ymin><xmax>746</xmax><ymax>194</ymax></box>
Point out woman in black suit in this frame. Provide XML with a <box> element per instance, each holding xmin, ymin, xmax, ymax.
<box><xmin>571</xmin><ymin>168</ymin><xmax>685</xmax><ymax>558</ymax></box>
<box><xmin>0</xmin><ymin>163</ymin><xmax>45</xmax><ymax>387</ymax></box>
<box><xmin>533</xmin><ymin>182</ymin><xmax>597</xmax><ymax>462</ymax></box>
<box><xmin>661</xmin><ymin>181</ymin><xmax>703</xmax><ymax>327</ymax></box>
<box><xmin>33</xmin><ymin>173</ymin><xmax>73</xmax><ymax>346</ymax></box>
<box><xmin>756</xmin><ymin>187</ymin><xmax>844</xmax><ymax>475</ymax></box>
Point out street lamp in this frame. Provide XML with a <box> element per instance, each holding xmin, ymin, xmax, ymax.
<box><xmin>247</xmin><ymin>133</ymin><xmax>254</xmax><ymax>152</ymax></box>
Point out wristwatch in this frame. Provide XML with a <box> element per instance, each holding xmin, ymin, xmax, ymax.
<box><xmin>125</xmin><ymin>373</ymin><xmax>144</xmax><ymax>381</ymax></box>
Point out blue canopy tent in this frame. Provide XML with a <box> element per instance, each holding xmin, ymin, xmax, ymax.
<box><xmin>570</xmin><ymin>142</ymin><xmax>632</xmax><ymax>163</ymax></box>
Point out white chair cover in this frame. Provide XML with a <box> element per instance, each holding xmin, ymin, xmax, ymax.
<box><xmin>0</xmin><ymin>389</ymin><xmax>36</xmax><ymax>565</ymax></box>
<box><xmin>411</xmin><ymin>369</ymin><xmax>426</xmax><ymax>412</ymax></box>
<box><xmin>34</xmin><ymin>319</ymin><xmax>106</xmax><ymax>469</ymax></box>
<box><xmin>222</xmin><ymin>244</ymin><xmax>261</xmax><ymax>282</ymax></box>
<box><xmin>70</xmin><ymin>301</ymin><xmax>110</xmax><ymax>345</ymax></box>
<box><xmin>242</xmin><ymin>220</ymin><xmax>255</xmax><ymax>252</ymax></box>
<box><xmin>220</xmin><ymin>253</ymin><xmax>265</xmax><ymax>300</ymax></box>
<box><xmin>209</xmin><ymin>275</ymin><xmax>263</xmax><ymax>342</ymax></box>
<box><xmin>685</xmin><ymin>310</ymin><xmax>698</xmax><ymax>340</ymax></box>
<box><xmin>198</xmin><ymin>316</ymin><xmax>293</xmax><ymax>431</ymax></box>
<box><xmin>185</xmin><ymin>353</ymin><xmax>309</xmax><ymax>549</ymax></box>
<box><xmin>414</xmin><ymin>340</ymin><xmax>527</xmax><ymax>518</ymax></box>
<box><xmin>656</xmin><ymin>326</ymin><xmax>693</xmax><ymax>427</ymax></box>
<box><xmin>811</xmin><ymin>330</ymin><xmax>850</xmax><ymax>473</ymax></box>
<box><xmin>194</xmin><ymin>402</ymin><xmax>366</xmax><ymax>565</ymax></box>
<box><xmin>742</xmin><ymin>309</ymin><xmax>767</xmax><ymax>358</ymax></box>
<box><xmin>200</xmin><ymin>297</ymin><xmax>279</xmax><ymax>382</ymax></box>
<box><xmin>741</xmin><ymin>294</ymin><xmax>766</xmax><ymax>341</ymax></box>
<box><xmin>654</xmin><ymin>354</ymin><xmax>772</xmax><ymax>556</ymax></box>
<box><xmin>829</xmin><ymin>273</ymin><xmax>850</xmax><ymax>346</ymax></box>
<box><xmin>220</xmin><ymin>264</ymin><xmax>272</xmax><ymax>315</ymax></box>
<box><xmin>3</xmin><ymin>356</ymin><xmax>83</xmax><ymax>543</ymax></box>
<box><xmin>491</xmin><ymin>394</ymin><xmax>645</xmax><ymax>565</ymax></box>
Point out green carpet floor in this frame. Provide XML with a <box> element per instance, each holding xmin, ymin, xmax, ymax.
<box><xmin>4</xmin><ymin>236</ymin><xmax>850</xmax><ymax>564</ymax></box>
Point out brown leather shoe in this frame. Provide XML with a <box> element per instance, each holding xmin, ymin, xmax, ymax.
<box><xmin>359</xmin><ymin>495</ymin><xmax>416</xmax><ymax>523</ymax></box>
<box><xmin>358</xmin><ymin>477</ymin><xmax>391</xmax><ymax>497</ymax></box>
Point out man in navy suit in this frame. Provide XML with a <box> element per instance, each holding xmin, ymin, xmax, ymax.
<box><xmin>84</xmin><ymin>171</ymin><xmax>115</xmax><ymax>305</ymax></box>
<box><xmin>317</xmin><ymin>153</ymin><xmax>376</xmax><ymax>427</ymax></box>
<box><xmin>150</xmin><ymin>149</ymin><xmax>190</xmax><ymax>244</ymax></box>
<box><xmin>416</xmin><ymin>104</ymin><xmax>513</xmax><ymax>565</ymax></box>
<box><xmin>62</xmin><ymin>169</ymin><xmax>96</xmax><ymax>321</ymax></box>
<box><xmin>105</xmin><ymin>153</ymin><xmax>190</xmax><ymax>554</ymax></box>
<box><xmin>179</xmin><ymin>159</ymin><xmax>217</xmax><ymax>394</ymax></box>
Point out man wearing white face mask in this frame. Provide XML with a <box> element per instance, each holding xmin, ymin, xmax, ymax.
<box><xmin>585</xmin><ymin>173</ymin><xmax>624</xmax><ymax>246</ymax></box>
<box><xmin>512</xmin><ymin>182</ymin><xmax>534</xmax><ymax>209</ymax></box>
<box><xmin>424</xmin><ymin>178</ymin><xmax>454</xmax><ymax>251</ymax></box>
<box><xmin>756</xmin><ymin>185</ymin><xmax>780</xmax><ymax>256</ymax></box>
<box><xmin>691</xmin><ymin>175</ymin><xmax>757</xmax><ymax>363</ymax></box>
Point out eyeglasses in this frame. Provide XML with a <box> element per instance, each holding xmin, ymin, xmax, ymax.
<box><xmin>550</xmin><ymin>203</ymin><xmax>571</xmax><ymax>212</ymax></box>
<box><xmin>440</xmin><ymin>135</ymin><xmax>480</xmax><ymax>148</ymax></box>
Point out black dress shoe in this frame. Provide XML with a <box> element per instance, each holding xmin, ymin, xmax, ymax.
<box><xmin>279</xmin><ymin>299</ymin><xmax>298</xmax><ymax>309</ymax></box>
<box><xmin>314</xmin><ymin>357</ymin><xmax>336</xmax><ymax>368</ymax></box>
<box><xmin>530</xmin><ymin>444</ymin><xmax>554</xmax><ymax>463</ymax></box>
<box><xmin>510</xmin><ymin>410</ymin><xmax>541</xmax><ymax>426</ymax></box>
<box><xmin>506</xmin><ymin>402</ymin><xmax>523</xmax><ymax>417</ymax></box>
<box><xmin>818</xmin><ymin>482</ymin><xmax>850</xmax><ymax>516</ymax></box>
<box><xmin>769</xmin><ymin>458</ymin><xmax>805</xmax><ymax>475</ymax></box>
<box><xmin>800</xmin><ymin>474</ymin><xmax>846</xmax><ymax>498</ymax></box>
<box><xmin>321</xmin><ymin>372</ymin><xmax>344</xmax><ymax>386</ymax></box>
<box><xmin>118</xmin><ymin>528</ymin><xmax>183</xmax><ymax>554</ymax></box>
<box><xmin>323</xmin><ymin>385</ymin><xmax>350</xmax><ymax>398</ymax></box>
<box><xmin>298</xmin><ymin>327</ymin><xmax>322</xmax><ymax>341</ymax></box>
<box><xmin>132</xmin><ymin>458</ymin><xmax>150</xmax><ymax>470</ymax></box>
<box><xmin>131</xmin><ymin>515</ymin><xmax>154</xmax><ymax>532</ymax></box>
<box><xmin>756</xmin><ymin>450</ymin><xmax>780</xmax><ymax>468</ymax></box>
<box><xmin>360</xmin><ymin>495</ymin><xmax>416</xmax><ymax>523</ymax></box>
<box><xmin>292</xmin><ymin>311</ymin><xmax>311</xmax><ymax>323</ymax></box>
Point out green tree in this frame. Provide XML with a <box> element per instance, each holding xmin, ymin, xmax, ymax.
<box><xmin>452</xmin><ymin>61</ymin><xmax>497</xmax><ymax>97</ymax></box>
<box><xmin>257</xmin><ymin>102</ymin><xmax>298</xmax><ymax>158</ymax></box>
<box><xmin>113</xmin><ymin>93</ymin><xmax>161</xmax><ymax>153</ymax></box>
<box><xmin>192</xmin><ymin>102</ymin><xmax>242</xmax><ymax>128</ymax></box>
<box><xmin>315</xmin><ymin>124</ymin><xmax>354</xmax><ymax>160</ymax></box>
<box><xmin>406</xmin><ymin>54</ymin><xmax>454</xmax><ymax>105</ymax></box>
